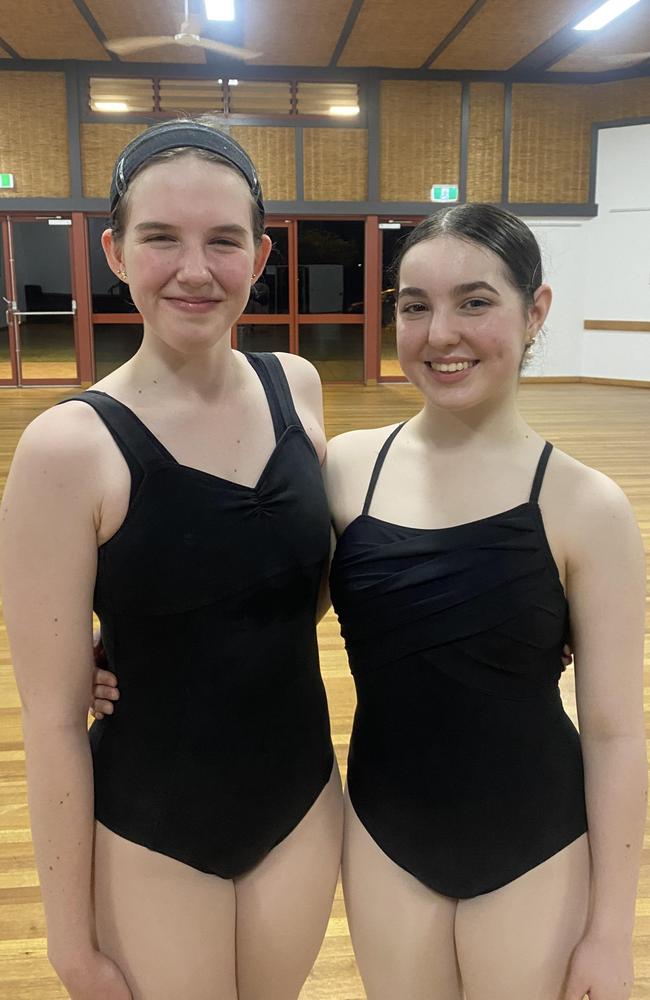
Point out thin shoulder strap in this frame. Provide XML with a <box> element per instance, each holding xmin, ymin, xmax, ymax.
<box><xmin>245</xmin><ymin>352</ymin><xmax>301</xmax><ymax>441</ymax></box>
<box><xmin>529</xmin><ymin>441</ymin><xmax>553</xmax><ymax>504</ymax></box>
<box><xmin>362</xmin><ymin>422</ymin><xmax>407</xmax><ymax>517</ymax></box>
<box><xmin>58</xmin><ymin>391</ymin><xmax>169</xmax><ymax>504</ymax></box>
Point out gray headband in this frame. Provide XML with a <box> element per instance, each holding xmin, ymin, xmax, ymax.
<box><xmin>109</xmin><ymin>121</ymin><xmax>264</xmax><ymax>219</ymax></box>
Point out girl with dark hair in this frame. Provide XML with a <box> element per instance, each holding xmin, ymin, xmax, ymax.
<box><xmin>0</xmin><ymin>120</ymin><xmax>343</xmax><ymax>1000</ymax></box>
<box><xmin>325</xmin><ymin>204</ymin><xmax>646</xmax><ymax>1000</ymax></box>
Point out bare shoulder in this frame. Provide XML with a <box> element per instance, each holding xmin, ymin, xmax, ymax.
<box><xmin>546</xmin><ymin>447</ymin><xmax>641</xmax><ymax>561</ymax></box>
<box><xmin>325</xmin><ymin>424</ymin><xmax>402</xmax><ymax>533</ymax></box>
<box><xmin>273</xmin><ymin>352</ymin><xmax>322</xmax><ymax>407</ymax></box>
<box><xmin>10</xmin><ymin>399</ymin><xmax>106</xmax><ymax>476</ymax></box>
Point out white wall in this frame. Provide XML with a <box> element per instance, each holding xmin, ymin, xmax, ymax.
<box><xmin>520</xmin><ymin>122</ymin><xmax>650</xmax><ymax>383</ymax></box>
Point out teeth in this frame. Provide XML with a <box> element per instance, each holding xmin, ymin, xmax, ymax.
<box><xmin>430</xmin><ymin>361</ymin><xmax>477</xmax><ymax>373</ymax></box>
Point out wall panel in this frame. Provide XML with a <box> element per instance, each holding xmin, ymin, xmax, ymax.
<box><xmin>509</xmin><ymin>84</ymin><xmax>591</xmax><ymax>203</ymax></box>
<box><xmin>466</xmin><ymin>83</ymin><xmax>505</xmax><ymax>203</ymax></box>
<box><xmin>303</xmin><ymin>129</ymin><xmax>368</xmax><ymax>201</ymax></box>
<box><xmin>591</xmin><ymin>78</ymin><xmax>650</xmax><ymax>123</ymax></box>
<box><xmin>81</xmin><ymin>123</ymin><xmax>148</xmax><ymax>199</ymax></box>
<box><xmin>229</xmin><ymin>126</ymin><xmax>296</xmax><ymax>201</ymax></box>
<box><xmin>0</xmin><ymin>73</ymin><xmax>70</xmax><ymax>199</ymax></box>
<box><xmin>380</xmin><ymin>81</ymin><xmax>462</xmax><ymax>201</ymax></box>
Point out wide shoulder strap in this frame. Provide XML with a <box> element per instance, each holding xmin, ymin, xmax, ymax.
<box><xmin>58</xmin><ymin>391</ymin><xmax>169</xmax><ymax>503</ymax></box>
<box><xmin>245</xmin><ymin>352</ymin><xmax>302</xmax><ymax>441</ymax></box>
<box><xmin>529</xmin><ymin>441</ymin><xmax>553</xmax><ymax>504</ymax></box>
<box><xmin>362</xmin><ymin>422</ymin><xmax>407</xmax><ymax>517</ymax></box>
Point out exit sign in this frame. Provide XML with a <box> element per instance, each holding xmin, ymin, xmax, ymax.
<box><xmin>0</xmin><ymin>173</ymin><xmax>14</xmax><ymax>189</ymax></box>
<box><xmin>431</xmin><ymin>184</ymin><xmax>458</xmax><ymax>203</ymax></box>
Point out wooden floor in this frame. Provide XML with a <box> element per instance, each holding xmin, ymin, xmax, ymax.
<box><xmin>0</xmin><ymin>382</ymin><xmax>648</xmax><ymax>999</ymax></box>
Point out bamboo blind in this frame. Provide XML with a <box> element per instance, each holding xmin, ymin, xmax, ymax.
<box><xmin>229</xmin><ymin>127</ymin><xmax>296</xmax><ymax>200</ymax></box>
<box><xmin>303</xmin><ymin>129</ymin><xmax>368</xmax><ymax>201</ymax></box>
<box><xmin>466</xmin><ymin>83</ymin><xmax>505</xmax><ymax>203</ymax></box>
<box><xmin>81</xmin><ymin>123</ymin><xmax>148</xmax><ymax>199</ymax></box>
<box><xmin>591</xmin><ymin>78</ymin><xmax>650</xmax><ymax>123</ymax></box>
<box><xmin>380</xmin><ymin>81</ymin><xmax>462</xmax><ymax>201</ymax></box>
<box><xmin>0</xmin><ymin>73</ymin><xmax>70</xmax><ymax>198</ymax></box>
<box><xmin>509</xmin><ymin>85</ymin><xmax>592</xmax><ymax>203</ymax></box>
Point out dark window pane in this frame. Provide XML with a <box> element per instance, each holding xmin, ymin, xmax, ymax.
<box><xmin>88</xmin><ymin>218</ymin><xmax>138</xmax><ymax>314</ymax></box>
<box><xmin>380</xmin><ymin>225</ymin><xmax>413</xmax><ymax>377</ymax></box>
<box><xmin>244</xmin><ymin>228</ymin><xmax>290</xmax><ymax>315</ymax></box>
<box><xmin>0</xmin><ymin>240</ymin><xmax>10</xmax><ymax>379</ymax></box>
<box><xmin>94</xmin><ymin>324</ymin><xmax>143</xmax><ymax>380</ymax></box>
<box><xmin>298</xmin><ymin>323</ymin><xmax>363</xmax><ymax>381</ymax></box>
<box><xmin>298</xmin><ymin>221</ymin><xmax>364</xmax><ymax>314</ymax></box>
<box><xmin>237</xmin><ymin>324</ymin><xmax>290</xmax><ymax>354</ymax></box>
<box><xmin>12</xmin><ymin>221</ymin><xmax>72</xmax><ymax>313</ymax></box>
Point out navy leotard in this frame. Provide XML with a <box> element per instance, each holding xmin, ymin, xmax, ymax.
<box><xmin>62</xmin><ymin>353</ymin><xmax>333</xmax><ymax>877</ymax></box>
<box><xmin>330</xmin><ymin>425</ymin><xmax>588</xmax><ymax>898</ymax></box>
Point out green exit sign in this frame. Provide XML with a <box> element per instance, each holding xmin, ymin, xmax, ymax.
<box><xmin>431</xmin><ymin>184</ymin><xmax>458</xmax><ymax>203</ymax></box>
<box><xmin>0</xmin><ymin>173</ymin><xmax>15</xmax><ymax>189</ymax></box>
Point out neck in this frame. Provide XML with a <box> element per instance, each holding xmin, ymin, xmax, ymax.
<box><xmin>126</xmin><ymin>327</ymin><xmax>241</xmax><ymax>403</ymax></box>
<box><xmin>413</xmin><ymin>389</ymin><xmax>530</xmax><ymax>451</ymax></box>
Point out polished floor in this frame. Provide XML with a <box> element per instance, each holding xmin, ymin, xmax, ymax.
<box><xmin>0</xmin><ymin>382</ymin><xmax>648</xmax><ymax>999</ymax></box>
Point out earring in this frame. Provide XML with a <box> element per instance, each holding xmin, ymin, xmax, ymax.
<box><xmin>118</xmin><ymin>269</ymin><xmax>128</xmax><ymax>281</ymax></box>
<box><xmin>251</xmin><ymin>272</ymin><xmax>257</xmax><ymax>280</ymax></box>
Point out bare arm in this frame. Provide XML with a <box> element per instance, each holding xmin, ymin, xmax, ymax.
<box><xmin>563</xmin><ymin>473</ymin><xmax>646</xmax><ymax>1000</ymax></box>
<box><xmin>0</xmin><ymin>407</ymin><xmax>131</xmax><ymax>998</ymax></box>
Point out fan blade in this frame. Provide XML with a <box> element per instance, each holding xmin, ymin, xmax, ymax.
<box><xmin>196</xmin><ymin>37</ymin><xmax>262</xmax><ymax>60</ymax></box>
<box><xmin>105</xmin><ymin>36</ymin><xmax>176</xmax><ymax>55</ymax></box>
<box><xmin>599</xmin><ymin>50</ymin><xmax>650</xmax><ymax>65</ymax></box>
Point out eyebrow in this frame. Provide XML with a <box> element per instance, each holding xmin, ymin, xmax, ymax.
<box><xmin>398</xmin><ymin>281</ymin><xmax>500</xmax><ymax>300</ymax></box>
<box><xmin>133</xmin><ymin>222</ymin><xmax>249</xmax><ymax>237</ymax></box>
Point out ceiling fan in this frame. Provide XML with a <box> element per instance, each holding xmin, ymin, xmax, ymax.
<box><xmin>104</xmin><ymin>0</ymin><xmax>260</xmax><ymax>60</ymax></box>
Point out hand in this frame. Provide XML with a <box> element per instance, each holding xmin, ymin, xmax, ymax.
<box><xmin>561</xmin><ymin>642</ymin><xmax>574</xmax><ymax>668</ymax></box>
<box><xmin>563</xmin><ymin>932</ymin><xmax>634</xmax><ymax>1000</ymax></box>
<box><xmin>89</xmin><ymin>630</ymin><xmax>120</xmax><ymax>720</ymax></box>
<box><xmin>55</xmin><ymin>949</ymin><xmax>133</xmax><ymax>999</ymax></box>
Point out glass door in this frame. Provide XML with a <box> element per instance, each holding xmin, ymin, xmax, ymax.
<box><xmin>0</xmin><ymin>219</ymin><xmax>16</xmax><ymax>384</ymax></box>
<box><xmin>379</xmin><ymin>222</ymin><xmax>415</xmax><ymax>380</ymax></box>
<box><xmin>5</xmin><ymin>217</ymin><xmax>80</xmax><ymax>385</ymax></box>
<box><xmin>235</xmin><ymin>223</ymin><xmax>293</xmax><ymax>355</ymax></box>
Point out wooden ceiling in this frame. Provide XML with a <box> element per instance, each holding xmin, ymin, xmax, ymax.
<box><xmin>0</xmin><ymin>0</ymin><xmax>649</xmax><ymax>75</ymax></box>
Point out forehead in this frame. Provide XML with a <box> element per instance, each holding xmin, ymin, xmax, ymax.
<box><xmin>399</xmin><ymin>235</ymin><xmax>507</xmax><ymax>287</ymax></box>
<box><xmin>126</xmin><ymin>156</ymin><xmax>253</xmax><ymax>226</ymax></box>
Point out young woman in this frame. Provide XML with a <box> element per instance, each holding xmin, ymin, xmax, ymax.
<box><xmin>0</xmin><ymin>120</ymin><xmax>343</xmax><ymax>1000</ymax></box>
<box><xmin>325</xmin><ymin>205</ymin><xmax>646</xmax><ymax>1000</ymax></box>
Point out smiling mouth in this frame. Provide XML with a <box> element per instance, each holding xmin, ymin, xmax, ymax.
<box><xmin>426</xmin><ymin>360</ymin><xmax>479</xmax><ymax>373</ymax></box>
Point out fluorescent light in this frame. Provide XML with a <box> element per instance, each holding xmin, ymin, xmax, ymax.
<box><xmin>94</xmin><ymin>101</ymin><xmax>129</xmax><ymax>112</ymax></box>
<box><xmin>205</xmin><ymin>0</ymin><xmax>235</xmax><ymax>20</ymax></box>
<box><xmin>379</xmin><ymin>222</ymin><xmax>401</xmax><ymax>229</ymax></box>
<box><xmin>228</xmin><ymin>79</ymin><xmax>239</xmax><ymax>86</ymax></box>
<box><xmin>574</xmin><ymin>0</ymin><xmax>642</xmax><ymax>30</ymax></box>
<box><xmin>329</xmin><ymin>105</ymin><xmax>360</xmax><ymax>116</ymax></box>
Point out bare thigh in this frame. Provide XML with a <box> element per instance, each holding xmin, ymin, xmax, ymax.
<box><xmin>455</xmin><ymin>833</ymin><xmax>591</xmax><ymax>1000</ymax></box>
<box><xmin>235</xmin><ymin>761</ymin><xmax>344</xmax><ymax>1000</ymax></box>
<box><xmin>342</xmin><ymin>793</ymin><xmax>463</xmax><ymax>1000</ymax></box>
<box><xmin>93</xmin><ymin>822</ymin><xmax>237</xmax><ymax>1000</ymax></box>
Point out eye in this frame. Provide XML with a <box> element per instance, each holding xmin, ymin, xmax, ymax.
<box><xmin>462</xmin><ymin>297</ymin><xmax>491</xmax><ymax>310</ymax></box>
<box><xmin>144</xmin><ymin>234</ymin><xmax>174</xmax><ymax>243</ymax></box>
<box><xmin>400</xmin><ymin>302</ymin><xmax>428</xmax><ymax>314</ymax></box>
<box><xmin>209</xmin><ymin>238</ymin><xmax>239</xmax><ymax>247</ymax></box>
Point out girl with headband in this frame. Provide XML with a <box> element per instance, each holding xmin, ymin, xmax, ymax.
<box><xmin>0</xmin><ymin>119</ymin><xmax>343</xmax><ymax>1000</ymax></box>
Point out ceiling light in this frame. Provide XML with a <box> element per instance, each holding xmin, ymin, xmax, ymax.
<box><xmin>228</xmin><ymin>79</ymin><xmax>239</xmax><ymax>86</ymax></box>
<box><xmin>205</xmin><ymin>0</ymin><xmax>235</xmax><ymax>20</ymax></box>
<box><xmin>329</xmin><ymin>105</ymin><xmax>360</xmax><ymax>116</ymax></box>
<box><xmin>574</xmin><ymin>0</ymin><xmax>642</xmax><ymax>30</ymax></box>
<box><xmin>94</xmin><ymin>101</ymin><xmax>129</xmax><ymax>112</ymax></box>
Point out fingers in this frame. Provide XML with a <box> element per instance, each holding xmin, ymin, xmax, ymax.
<box><xmin>94</xmin><ymin>669</ymin><xmax>119</xmax><ymax>688</ymax></box>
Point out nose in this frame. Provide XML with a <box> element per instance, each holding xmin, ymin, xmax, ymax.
<box><xmin>426</xmin><ymin>308</ymin><xmax>462</xmax><ymax>349</ymax></box>
<box><xmin>176</xmin><ymin>244</ymin><xmax>212</xmax><ymax>287</ymax></box>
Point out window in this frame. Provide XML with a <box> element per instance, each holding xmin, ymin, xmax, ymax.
<box><xmin>89</xmin><ymin>77</ymin><xmax>155</xmax><ymax>113</ymax></box>
<box><xmin>159</xmin><ymin>79</ymin><xmax>224</xmax><ymax>114</ymax></box>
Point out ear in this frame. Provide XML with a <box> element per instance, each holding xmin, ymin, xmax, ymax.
<box><xmin>252</xmin><ymin>234</ymin><xmax>273</xmax><ymax>281</ymax></box>
<box><xmin>527</xmin><ymin>283</ymin><xmax>552</xmax><ymax>339</ymax></box>
<box><xmin>101</xmin><ymin>228</ymin><xmax>125</xmax><ymax>280</ymax></box>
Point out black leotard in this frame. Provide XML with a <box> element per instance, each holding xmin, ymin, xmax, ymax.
<box><xmin>62</xmin><ymin>353</ymin><xmax>333</xmax><ymax>878</ymax></box>
<box><xmin>330</xmin><ymin>425</ymin><xmax>587</xmax><ymax>898</ymax></box>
